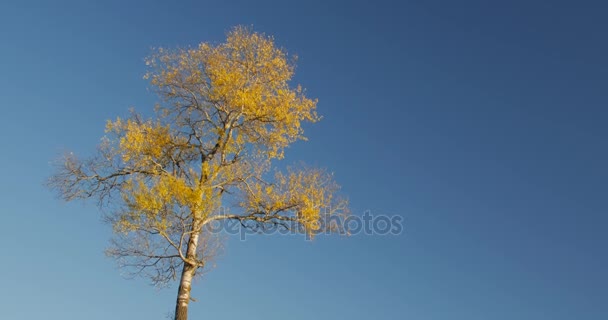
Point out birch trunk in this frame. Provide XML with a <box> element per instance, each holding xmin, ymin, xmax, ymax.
<box><xmin>174</xmin><ymin>231</ymin><xmax>200</xmax><ymax>320</ymax></box>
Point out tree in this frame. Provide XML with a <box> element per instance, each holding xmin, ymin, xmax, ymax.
<box><xmin>48</xmin><ymin>26</ymin><xmax>348</xmax><ymax>320</ymax></box>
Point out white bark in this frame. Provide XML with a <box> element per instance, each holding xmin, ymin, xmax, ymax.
<box><xmin>175</xmin><ymin>231</ymin><xmax>200</xmax><ymax>320</ymax></box>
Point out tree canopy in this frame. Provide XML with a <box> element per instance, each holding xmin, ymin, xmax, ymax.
<box><xmin>49</xmin><ymin>26</ymin><xmax>347</xmax><ymax>319</ymax></box>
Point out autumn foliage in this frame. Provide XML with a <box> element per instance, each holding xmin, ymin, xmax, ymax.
<box><xmin>49</xmin><ymin>26</ymin><xmax>347</xmax><ymax>320</ymax></box>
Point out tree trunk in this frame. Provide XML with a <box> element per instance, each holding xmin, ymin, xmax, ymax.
<box><xmin>174</xmin><ymin>231</ymin><xmax>200</xmax><ymax>320</ymax></box>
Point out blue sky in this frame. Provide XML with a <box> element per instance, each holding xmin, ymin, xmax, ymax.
<box><xmin>1</xmin><ymin>0</ymin><xmax>607</xmax><ymax>319</ymax></box>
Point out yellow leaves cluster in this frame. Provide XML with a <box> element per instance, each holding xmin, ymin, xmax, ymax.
<box><xmin>207</xmin><ymin>28</ymin><xmax>320</xmax><ymax>159</ymax></box>
<box><xmin>115</xmin><ymin>174</ymin><xmax>216</xmax><ymax>234</ymax></box>
<box><xmin>105</xmin><ymin>116</ymin><xmax>220</xmax><ymax>234</ymax></box>
<box><xmin>243</xmin><ymin>168</ymin><xmax>341</xmax><ymax>236</ymax></box>
<box><xmin>106</xmin><ymin>117</ymin><xmax>178</xmax><ymax>167</ymax></box>
<box><xmin>145</xmin><ymin>26</ymin><xmax>319</xmax><ymax>160</ymax></box>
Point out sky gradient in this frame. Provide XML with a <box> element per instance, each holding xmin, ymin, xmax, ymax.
<box><xmin>1</xmin><ymin>0</ymin><xmax>607</xmax><ymax>319</ymax></box>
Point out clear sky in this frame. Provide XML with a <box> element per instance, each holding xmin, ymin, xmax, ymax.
<box><xmin>1</xmin><ymin>0</ymin><xmax>607</xmax><ymax>319</ymax></box>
